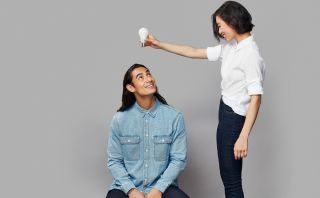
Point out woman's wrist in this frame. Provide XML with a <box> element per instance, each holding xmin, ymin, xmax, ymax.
<box><xmin>239</xmin><ymin>132</ymin><xmax>249</xmax><ymax>139</ymax></box>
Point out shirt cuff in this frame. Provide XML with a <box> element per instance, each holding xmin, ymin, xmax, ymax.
<box><xmin>122</xmin><ymin>181</ymin><xmax>136</xmax><ymax>194</ymax></box>
<box><xmin>207</xmin><ymin>45</ymin><xmax>222</xmax><ymax>61</ymax></box>
<box><xmin>153</xmin><ymin>182</ymin><xmax>170</xmax><ymax>193</ymax></box>
<box><xmin>247</xmin><ymin>81</ymin><xmax>264</xmax><ymax>95</ymax></box>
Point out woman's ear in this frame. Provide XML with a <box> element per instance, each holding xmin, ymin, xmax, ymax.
<box><xmin>126</xmin><ymin>84</ymin><xmax>135</xmax><ymax>93</ymax></box>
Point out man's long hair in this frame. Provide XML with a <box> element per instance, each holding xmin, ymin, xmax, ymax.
<box><xmin>117</xmin><ymin>63</ymin><xmax>168</xmax><ymax>112</ymax></box>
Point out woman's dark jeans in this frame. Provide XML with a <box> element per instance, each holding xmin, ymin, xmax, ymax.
<box><xmin>217</xmin><ymin>99</ymin><xmax>246</xmax><ymax>198</ymax></box>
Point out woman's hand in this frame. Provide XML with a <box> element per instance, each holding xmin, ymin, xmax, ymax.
<box><xmin>234</xmin><ymin>135</ymin><xmax>248</xmax><ymax>160</ymax></box>
<box><xmin>144</xmin><ymin>34</ymin><xmax>161</xmax><ymax>49</ymax></box>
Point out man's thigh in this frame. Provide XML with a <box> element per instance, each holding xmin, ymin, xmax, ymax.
<box><xmin>106</xmin><ymin>189</ymin><xmax>128</xmax><ymax>198</ymax></box>
<box><xmin>163</xmin><ymin>186</ymin><xmax>189</xmax><ymax>198</ymax></box>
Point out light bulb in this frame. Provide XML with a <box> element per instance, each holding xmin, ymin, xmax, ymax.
<box><xmin>138</xmin><ymin>27</ymin><xmax>149</xmax><ymax>47</ymax></box>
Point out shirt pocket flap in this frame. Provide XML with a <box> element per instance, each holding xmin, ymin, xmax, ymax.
<box><xmin>119</xmin><ymin>136</ymin><xmax>140</xmax><ymax>144</ymax></box>
<box><xmin>153</xmin><ymin>135</ymin><xmax>172</xmax><ymax>144</ymax></box>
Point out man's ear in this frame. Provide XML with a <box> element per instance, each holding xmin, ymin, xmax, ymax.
<box><xmin>126</xmin><ymin>84</ymin><xmax>135</xmax><ymax>93</ymax></box>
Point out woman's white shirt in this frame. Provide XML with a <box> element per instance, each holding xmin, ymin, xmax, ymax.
<box><xmin>207</xmin><ymin>35</ymin><xmax>266</xmax><ymax>116</ymax></box>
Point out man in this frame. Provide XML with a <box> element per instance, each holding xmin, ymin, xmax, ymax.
<box><xmin>106</xmin><ymin>63</ymin><xmax>189</xmax><ymax>198</ymax></box>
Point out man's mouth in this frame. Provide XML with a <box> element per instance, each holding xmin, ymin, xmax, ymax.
<box><xmin>145</xmin><ymin>84</ymin><xmax>154</xmax><ymax>88</ymax></box>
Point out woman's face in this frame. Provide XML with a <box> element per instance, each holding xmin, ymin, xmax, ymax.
<box><xmin>216</xmin><ymin>16</ymin><xmax>237</xmax><ymax>42</ymax></box>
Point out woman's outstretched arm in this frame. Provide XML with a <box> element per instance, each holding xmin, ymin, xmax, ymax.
<box><xmin>145</xmin><ymin>34</ymin><xmax>207</xmax><ymax>59</ymax></box>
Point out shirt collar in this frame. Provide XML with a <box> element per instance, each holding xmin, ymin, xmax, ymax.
<box><xmin>134</xmin><ymin>99</ymin><xmax>159</xmax><ymax>118</ymax></box>
<box><xmin>235</xmin><ymin>35</ymin><xmax>254</xmax><ymax>51</ymax></box>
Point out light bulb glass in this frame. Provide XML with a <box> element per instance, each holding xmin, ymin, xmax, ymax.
<box><xmin>138</xmin><ymin>27</ymin><xmax>149</xmax><ymax>47</ymax></box>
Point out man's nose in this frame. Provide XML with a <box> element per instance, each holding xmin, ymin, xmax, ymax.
<box><xmin>146</xmin><ymin>75</ymin><xmax>153</xmax><ymax>82</ymax></box>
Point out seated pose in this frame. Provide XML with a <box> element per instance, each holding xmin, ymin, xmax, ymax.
<box><xmin>106</xmin><ymin>63</ymin><xmax>189</xmax><ymax>198</ymax></box>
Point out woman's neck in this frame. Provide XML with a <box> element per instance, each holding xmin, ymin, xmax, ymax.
<box><xmin>235</xmin><ymin>32</ymin><xmax>251</xmax><ymax>43</ymax></box>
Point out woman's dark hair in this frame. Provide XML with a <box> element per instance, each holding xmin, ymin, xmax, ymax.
<box><xmin>117</xmin><ymin>63</ymin><xmax>168</xmax><ymax>112</ymax></box>
<box><xmin>211</xmin><ymin>1</ymin><xmax>254</xmax><ymax>42</ymax></box>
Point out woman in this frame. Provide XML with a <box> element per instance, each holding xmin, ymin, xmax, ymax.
<box><xmin>144</xmin><ymin>1</ymin><xmax>266</xmax><ymax>198</ymax></box>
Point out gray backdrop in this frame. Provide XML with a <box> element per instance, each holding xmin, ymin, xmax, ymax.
<box><xmin>1</xmin><ymin>0</ymin><xmax>319</xmax><ymax>197</ymax></box>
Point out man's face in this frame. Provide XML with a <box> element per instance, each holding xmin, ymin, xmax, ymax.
<box><xmin>127</xmin><ymin>67</ymin><xmax>157</xmax><ymax>97</ymax></box>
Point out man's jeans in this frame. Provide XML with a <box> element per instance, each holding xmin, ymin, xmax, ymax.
<box><xmin>106</xmin><ymin>185</ymin><xmax>189</xmax><ymax>198</ymax></box>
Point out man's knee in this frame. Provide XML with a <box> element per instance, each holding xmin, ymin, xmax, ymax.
<box><xmin>163</xmin><ymin>186</ymin><xmax>189</xmax><ymax>198</ymax></box>
<box><xmin>106</xmin><ymin>189</ymin><xmax>127</xmax><ymax>198</ymax></box>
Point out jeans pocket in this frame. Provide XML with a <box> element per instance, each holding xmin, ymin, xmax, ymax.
<box><xmin>119</xmin><ymin>136</ymin><xmax>140</xmax><ymax>161</ymax></box>
<box><xmin>153</xmin><ymin>135</ymin><xmax>172</xmax><ymax>161</ymax></box>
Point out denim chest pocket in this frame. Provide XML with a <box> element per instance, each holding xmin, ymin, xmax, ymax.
<box><xmin>119</xmin><ymin>136</ymin><xmax>140</xmax><ymax>161</ymax></box>
<box><xmin>153</xmin><ymin>135</ymin><xmax>172</xmax><ymax>161</ymax></box>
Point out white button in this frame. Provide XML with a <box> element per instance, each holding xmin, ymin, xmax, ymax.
<box><xmin>145</xmin><ymin>164</ymin><xmax>148</xmax><ymax>167</ymax></box>
<box><xmin>162</xmin><ymin>139</ymin><xmax>165</xmax><ymax>142</ymax></box>
<box><xmin>145</xmin><ymin>134</ymin><xmax>148</xmax><ymax>137</ymax></box>
<box><xmin>128</xmin><ymin>140</ymin><xmax>131</xmax><ymax>142</ymax></box>
<box><xmin>146</xmin><ymin>149</ymin><xmax>148</xmax><ymax>152</ymax></box>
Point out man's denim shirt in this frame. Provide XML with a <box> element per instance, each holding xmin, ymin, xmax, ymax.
<box><xmin>107</xmin><ymin>100</ymin><xmax>187</xmax><ymax>194</ymax></box>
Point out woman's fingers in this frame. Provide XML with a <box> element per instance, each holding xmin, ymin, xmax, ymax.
<box><xmin>234</xmin><ymin>136</ymin><xmax>248</xmax><ymax>160</ymax></box>
<box><xmin>243</xmin><ymin>150</ymin><xmax>248</xmax><ymax>157</ymax></box>
<box><xmin>234</xmin><ymin>148</ymin><xmax>248</xmax><ymax>160</ymax></box>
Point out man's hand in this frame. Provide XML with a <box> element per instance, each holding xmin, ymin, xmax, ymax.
<box><xmin>146</xmin><ymin>188</ymin><xmax>162</xmax><ymax>198</ymax></box>
<box><xmin>128</xmin><ymin>188</ymin><xmax>145</xmax><ymax>198</ymax></box>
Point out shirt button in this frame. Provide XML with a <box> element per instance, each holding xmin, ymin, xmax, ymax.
<box><xmin>145</xmin><ymin>164</ymin><xmax>148</xmax><ymax>167</ymax></box>
<box><xmin>146</xmin><ymin>149</ymin><xmax>148</xmax><ymax>152</ymax></box>
<box><xmin>128</xmin><ymin>140</ymin><xmax>131</xmax><ymax>143</ymax></box>
<box><xmin>145</xmin><ymin>134</ymin><xmax>148</xmax><ymax>137</ymax></box>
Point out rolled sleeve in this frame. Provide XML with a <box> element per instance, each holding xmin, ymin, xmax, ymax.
<box><xmin>207</xmin><ymin>45</ymin><xmax>222</xmax><ymax>61</ymax></box>
<box><xmin>247</xmin><ymin>81</ymin><xmax>263</xmax><ymax>95</ymax></box>
<box><xmin>244</xmin><ymin>52</ymin><xmax>266</xmax><ymax>95</ymax></box>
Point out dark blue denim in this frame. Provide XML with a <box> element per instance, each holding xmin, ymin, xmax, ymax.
<box><xmin>106</xmin><ymin>185</ymin><xmax>189</xmax><ymax>198</ymax></box>
<box><xmin>217</xmin><ymin>99</ymin><xmax>246</xmax><ymax>198</ymax></box>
